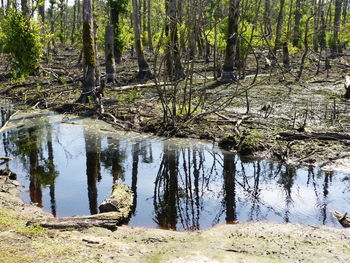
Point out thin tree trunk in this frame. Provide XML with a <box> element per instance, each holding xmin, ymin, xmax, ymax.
<box><xmin>274</xmin><ymin>0</ymin><xmax>286</xmax><ymax>55</ymax></box>
<box><xmin>292</xmin><ymin>0</ymin><xmax>302</xmax><ymax>47</ymax></box>
<box><xmin>132</xmin><ymin>0</ymin><xmax>152</xmax><ymax>79</ymax></box>
<box><xmin>319</xmin><ymin>0</ymin><xmax>326</xmax><ymax>50</ymax></box>
<box><xmin>332</xmin><ymin>0</ymin><xmax>343</xmax><ymax>56</ymax></box>
<box><xmin>343</xmin><ymin>0</ymin><xmax>348</xmax><ymax>25</ymax></box>
<box><xmin>38</xmin><ymin>0</ymin><xmax>45</xmax><ymax>23</ymax></box>
<box><xmin>59</xmin><ymin>0</ymin><xmax>64</xmax><ymax>44</ymax></box>
<box><xmin>147</xmin><ymin>0</ymin><xmax>153</xmax><ymax>52</ymax></box>
<box><xmin>21</xmin><ymin>0</ymin><xmax>31</xmax><ymax>18</ymax></box>
<box><xmin>110</xmin><ymin>4</ymin><xmax>122</xmax><ymax>63</ymax></box>
<box><xmin>105</xmin><ymin>25</ymin><xmax>116</xmax><ymax>83</ymax></box>
<box><xmin>165</xmin><ymin>0</ymin><xmax>184</xmax><ymax>80</ymax></box>
<box><xmin>142</xmin><ymin>0</ymin><xmax>147</xmax><ymax>45</ymax></box>
<box><xmin>1</xmin><ymin>0</ymin><xmax>4</xmax><ymax>15</ymax></box>
<box><xmin>264</xmin><ymin>0</ymin><xmax>273</xmax><ymax>40</ymax></box>
<box><xmin>71</xmin><ymin>0</ymin><xmax>77</xmax><ymax>44</ymax></box>
<box><xmin>221</xmin><ymin>0</ymin><xmax>240</xmax><ymax>82</ymax></box>
<box><xmin>313</xmin><ymin>0</ymin><xmax>320</xmax><ymax>52</ymax></box>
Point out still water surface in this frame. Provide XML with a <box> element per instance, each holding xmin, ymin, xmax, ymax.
<box><xmin>1</xmin><ymin>103</ymin><xmax>349</xmax><ymax>230</ymax></box>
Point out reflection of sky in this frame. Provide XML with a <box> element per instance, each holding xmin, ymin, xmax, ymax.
<box><xmin>1</xmin><ymin>109</ymin><xmax>350</xmax><ymax>231</ymax></box>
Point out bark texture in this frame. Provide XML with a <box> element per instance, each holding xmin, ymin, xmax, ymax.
<box><xmin>165</xmin><ymin>0</ymin><xmax>184</xmax><ymax>80</ymax></box>
<box><xmin>105</xmin><ymin>25</ymin><xmax>116</xmax><ymax>83</ymax></box>
<box><xmin>132</xmin><ymin>0</ymin><xmax>152</xmax><ymax>79</ymax></box>
<box><xmin>221</xmin><ymin>0</ymin><xmax>240</xmax><ymax>82</ymax></box>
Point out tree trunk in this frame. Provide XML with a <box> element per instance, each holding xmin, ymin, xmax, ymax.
<box><xmin>264</xmin><ymin>0</ymin><xmax>273</xmax><ymax>40</ymax></box>
<box><xmin>1</xmin><ymin>0</ymin><xmax>4</xmax><ymax>15</ymax></box>
<box><xmin>105</xmin><ymin>25</ymin><xmax>116</xmax><ymax>83</ymax></box>
<box><xmin>142</xmin><ymin>0</ymin><xmax>147</xmax><ymax>45</ymax></box>
<box><xmin>38</xmin><ymin>0</ymin><xmax>45</xmax><ymax>23</ymax></box>
<box><xmin>110</xmin><ymin>4</ymin><xmax>121</xmax><ymax>64</ymax></box>
<box><xmin>319</xmin><ymin>1</ymin><xmax>326</xmax><ymax>50</ymax></box>
<box><xmin>147</xmin><ymin>0</ymin><xmax>153</xmax><ymax>52</ymax></box>
<box><xmin>282</xmin><ymin>41</ymin><xmax>290</xmax><ymax>68</ymax></box>
<box><xmin>313</xmin><ymin>0</ymin><xmax>321</xmax><ymax>52</ymax></box>
<box><xmin>78</xmin><ymin>0</ymin><xmax>97</xmax><ymax>103</ymax></box>
<box><xmin>71</xmin><ymin>0</ymin><xmax>77</xmax><ymax>44</ymax></box>
<box><xmin>273</xmin><ymin>0</ymin><xmax>285</xmax><ymax>55</ymax></box>
<box><xmin>292</xmin><ymin>0</ymin><xmax>302</xmax><ymax>47</ymax></box>
<box><xmin>59</xmin><ymin>0</ymin><xmax>64</xmax><ymax>44</ymax></box>
<box><xmin>342</xmin><ymin>0</ymin><xmax>348</xmax><ymax>25</ymax></box>
<box><xmin>332</xmin><ymin>0</ymin><xmax>343</xmax><ymax>56</ymax></box>
<box><xmin>221</xmin><ymin>0</ymin><xmax>240</xmax><ymax>82</ymax></box>
<box><xmin>21</xmin><ymin>0</ymin><xmax>31</xmax><ymax>18</ymax></box>
<box><xmin>165</xmin><ymin>0</ymin><xmax>184</xmax><ymax>80</ymax></box>
<box><xmin>132</xmin><ymin>0</ymin><xmax>152</xmax><ymax>79</ymax></box>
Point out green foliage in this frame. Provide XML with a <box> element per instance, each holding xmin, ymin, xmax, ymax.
<box><xmin>0</xmin><ymin>9</ymin><xmax>45</xmax><ymax>78</ymax></box>
<box><xmin>118</xmin><ymin>89</ymin><xmax>143</xmax><ymax>105</ymax></box>
<box><xmin>117</xmin><ymin>17</ymin><xmax>133</xmax><ymax>53</ymax></box>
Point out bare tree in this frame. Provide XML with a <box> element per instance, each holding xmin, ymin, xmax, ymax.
<box><xmin>274</xmin><ymin>0</ymin><xmax>286</xmax><ymax>55</ymax></box>
<box><xmin>221</xmin><ymin>0</ymin><xmax>240</xmax><ymax>82</ymax></box>
<box><xmin>132</xmin><ymin>0</ymin><xmax>152</xmax><ymax>79</ymax></box>
<box><xmin>165</xmin><ymin>0</ymin><xmax>184</xmax><ymax>80</ymax></box>
<box><xmin>78</xmin><ymin>0</ymin><xmax>97</xmax><ymax>103</ymax></box>
<box><xmin>332</xmin><ymin>0</ymin><xmax>343</xmax><ymax>56</ymax></box>
<box><xmin>292</xmin><ymin>0</ymin><xmax>302</xmax><ymax>47</ymax></box>
<box><xmin>105</xmin><ymin>25</ymin><xmax>116</xmax><ymax>83</ymax></box>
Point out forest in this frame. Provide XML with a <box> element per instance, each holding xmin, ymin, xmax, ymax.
<box><xmin>0</xmin><ymin>0</ymin><xmax>349</xmax><ymax>166</ymax></box>
<box><xmin>1</xmin><ymin>0</ymin><xmax>350</xmax><ymax>262</ymax></box>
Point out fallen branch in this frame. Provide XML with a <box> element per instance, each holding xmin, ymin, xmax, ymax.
<box><xmin>0</xmin><ymin>157</ymin><xmax>13</xmax><ymax>166</ymax></box>
<box><xmin>278</xmin><ymin>132</ymin><xmax>350</xmax><ymax>141</ymax></box>
<box><xmin>0</xmin><ymin>110</ymin><xmax>19</xmax><ymax>133</ymax></box>
<box><xmin>333</xmin><ymin>211</ymin><xmax>350</xmax><ymax>228</ymax></box>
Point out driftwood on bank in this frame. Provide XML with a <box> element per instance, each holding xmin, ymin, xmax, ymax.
<box><xmin>278</xmin><ymin>132</ymin><xmax>350</xmax><ymax>142</ymax></box>
<box><xmin>28</xmin><ymin>212</ymin><xmax>128</xmax><ymax>230</ymax></box>
<box><xmin>99</xmin><ymin>182</ymin><xmax>133</xmax><ymax>213</ymax></box>
<box><xmin>29</xmin><ymin>182</ymin><xmax>133</xmax><ymax>230</ymax></box>
<box><xmin>333</xmin><ymin>211</ymin><xmax>350</xmax><ymax>228</ymax></box>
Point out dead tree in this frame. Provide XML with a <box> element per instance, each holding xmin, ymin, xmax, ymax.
<box><xmin>221</xmin><ymin>0</ymin><xmax>240</xmax><ymax>82</ymax></box>
<box><xmin>132</xmin><ymin>0</ymin><xmax>152</xmax><ymax>79</ymax></box>
<box><xmin>77</xmin><ymin>0</ymin><xmax>98</xmax><ymax>103</ymax></box>
<box><xmin>332</xmin><ymin>0</ymin><xmax>343</xmax><ymax>56</ymax></box>
<box><xmin>105</xmin><ymin>25</ymin><xmax>116</xmax><ymax>83</ymax></box>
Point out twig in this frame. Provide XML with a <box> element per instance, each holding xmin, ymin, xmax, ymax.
<box><xmin>0</xmin><ymin>110</ymin><xmax>19</xmax><ymax>133</ymax></box>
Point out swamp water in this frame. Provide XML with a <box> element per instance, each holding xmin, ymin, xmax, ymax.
<box><xmin>1</xmin><ymin>103</ymin><xmax>349</xmax><ymax>231</ymax></box>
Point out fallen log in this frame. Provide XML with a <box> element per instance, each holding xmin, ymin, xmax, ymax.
<box><xmin>27</xmin><ymin>212</ymin><xmax>129</xmax><ymax>230</ymax></box>
<box><xmin>99</xmin><ymin>182</ymin><xmax>133</xmax><ymax>213</ymax></box>
<box><xmin>29</xmin><ymin>182</ymin><xmax>133</xmax><ymax>230</ymax></box>
<box><xmin>278</xmin><ymin>132</ymin><xmax>350</xmax><ymax>142</ymax></box>
<box><xmin>333</xmin><ymin>211</ymin><xmax>350</xmax><ymax>228</ymax></box>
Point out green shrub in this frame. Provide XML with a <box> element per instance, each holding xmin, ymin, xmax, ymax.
<box><xmin>0</xmin><ymin>9</ymin><xmax>44</xmax><ymax>77</ymax></box>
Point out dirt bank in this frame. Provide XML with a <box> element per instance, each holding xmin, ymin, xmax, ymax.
<box><xmin>1</xmin><ymin>174</ymin><xmax>349</xmax><ymax>263</ymax></box>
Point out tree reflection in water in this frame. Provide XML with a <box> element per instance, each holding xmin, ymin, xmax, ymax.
<box><xmin>7</xmin><ymin>117</ymin><xmax>58</xmax><ymax>212</ymax></box>
<box><xmin>1</xmin><ymin>108</ymin><xmax>349</xmax><ymax>228</ymax></box>
<box><xmin>84</xmin><ymin>130</ymin><xmax>101</xmax><ymax>215</ymax></box>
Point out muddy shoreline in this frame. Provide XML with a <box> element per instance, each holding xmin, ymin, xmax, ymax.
<box><xmin>1</xmin><ymin>75</ymin><xmax>350</xmax><ymax>173</ymax></box>
<box><xmin>1</xmin><ymin>172</ymin><xmax>350</xmax><ymax>262</ymax></box>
